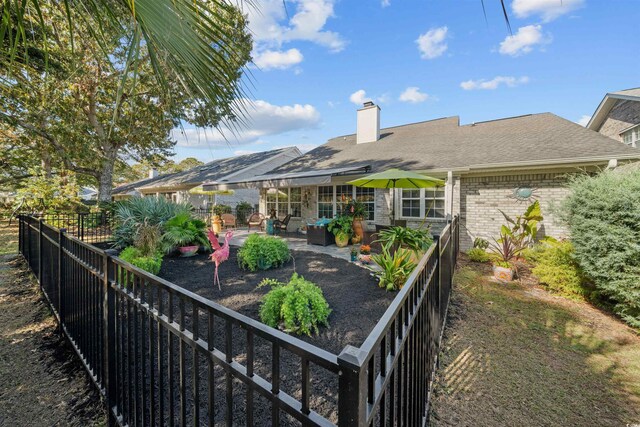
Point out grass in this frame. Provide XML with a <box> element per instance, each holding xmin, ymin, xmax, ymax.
<box><xmin>430</xmin><ymin>260</ymin><xmax>640</xmax><ymax>427</ymax></box>
<box><xmin>0</xmin><ymin>220</ymin><xmax>18</xmax><ymax>255</ymax></box>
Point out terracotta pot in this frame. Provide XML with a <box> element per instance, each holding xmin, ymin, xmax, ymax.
<box><xmin>211</xmin><ymin>215</ymin><xmax>222</xmax><ymax>234</ymax></box>
<box><xmin>179</xmin><ymin>245</ymin><xmax>199</xmax><ymax>257</ymax></box>
<box><xmin>352</xmin><ymin>218</ymin><xmax>364</xmax><ymax>244</ymax></box>
<box><xmin>335</xmin><ymin>231</ymin><xmax>350</xmax><ymax>248</ymax></box>
<box><xmin>493</xmin><ymin>265</ymin><xmax>514</xmax><ymax>282</ymax></box>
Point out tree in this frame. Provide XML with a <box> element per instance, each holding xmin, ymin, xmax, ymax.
<box><xmin>1</xmin><ymin>2</ymin><xmax>251</xmax><ymax>201</ymax></box>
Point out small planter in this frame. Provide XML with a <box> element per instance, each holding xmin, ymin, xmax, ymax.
<box><xmin>211</xmin><ymin>215</ymin><xmax>222</xmax><ymax>234</ymax></box>
<box><xmin>335</xmin><ymin>232</ymin><xmax>350</xmax><ymax>248</ymax></box>
<box><xmin>179</xmin><ymin>245</ymin><xmax>199</xmax><ymax>257</ymax></box>
<box><xmin>350</xmin><ymin>251</ymin><xmax>358</xmax><ymax>262</ymax></box>
<box><xmin>492</xmin><ymin>265</ymin><xmax>514</xmax><ymax>282</ymax></box>
<box><xmin>359</xmin><ymin>254</ymin><xmax>372</xmax><ymax>265</ymax></box>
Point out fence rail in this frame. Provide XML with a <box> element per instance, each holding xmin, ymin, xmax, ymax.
<box><xmin>19</xmin><ymin>214</ymin><xmax>459</xmax><ymax>426</ymax></box>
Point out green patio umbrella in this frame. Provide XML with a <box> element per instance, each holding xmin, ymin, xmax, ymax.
<box><xmin>347</xmin><ymin>168</ymin><xmax>444</xmax><ymax>224</ymax></box>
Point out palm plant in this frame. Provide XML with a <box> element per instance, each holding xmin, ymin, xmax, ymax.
<box><xmin>112</xmin><ymin>197</ymin><xmax>191</xmax><ymax>248</ymax></box>
<box><xmin>1</xmin><ymin>0</ymin><xmax>254</xmax><ymax>120</ymax></box>
<box><xmin>161</xmin><ymin>212</ymin><xmax>210</xmax><ymax>253</ymax></box>
<box><xmin>371</xmin><ymin>246</ymin><xmax>417</xmax><ymax>291</ymax></box>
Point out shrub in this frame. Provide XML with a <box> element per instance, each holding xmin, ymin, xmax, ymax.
<box><xmin>467</xmin><ymin>248</ymin><xmax>490</xmax><ymax>263</ymax></box>
<box><xmin>237</xmin><ymin>234</ymin><xmax>290</xmax><ymax>272</ymax></box>
<box><xmin>119</xmin><ymin>246</ymin><xmax>163</xmax><ymax>275</ymax></box>
<box><xmin>113</xmin><ymin>197</ymin><xmax>191</xmax><ymax>249</ymax></box>
<box><xmin>161</xmin><ymin>212</ymin><xmax>210</xmax><ymax>253</ymax></box>
<box><xmin>375</xmin><ymin>225</ymin><xmax>433</xmax><ymax>254</ymax></box>
<box><xmin>371</xmin><ymin>246</ymin><xmax>417</xmax><ymax>291</ymax></box>
<box><xmin>258</xmin><ymin>273</ymin><xmax>331</xmax><ymax>336</ymax></box>
<box><xmin>212</xmin><ymin>204</ymin><xmax>232</xmax><ymax>216</ymax></box>
<box><xmin>473</xmin><ymin>237</ymin><xmax>490</xmax><ymax>250</ymax></box>
<box><xmin>562</xmin><ymin>168</ymin><xmax>640</xmax><ymax>326</ymax></box>
<box><xmin>529</xmin><ymin>240</ymin><xmax>589</xmax><ymax>298</ymax></box>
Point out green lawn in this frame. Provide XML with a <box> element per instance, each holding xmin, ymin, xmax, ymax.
<box><xmin>430</xmin><ymin>260</ymin><xmax>640</xmax><ymax>426</ymax></box>
<box><xmin>0</xmin><ymin>220</ymin><xmax>18</xmax><ymax>255</ymax></box>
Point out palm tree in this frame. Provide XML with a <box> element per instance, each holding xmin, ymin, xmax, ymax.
<box><xmin>1</xmin><ymin>0</ymin><xmax>253</xmax><ymax>116</ymax></box>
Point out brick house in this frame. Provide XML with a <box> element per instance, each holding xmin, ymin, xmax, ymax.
<box><xmin>204</xmin><ymin>103</ymin><xmax>640</xmax><ymax>249</ymax></box>
<box><xmin>588</xmin><ymin>87</ymin><xmax>640</xmax><ymax>147</ymax></box>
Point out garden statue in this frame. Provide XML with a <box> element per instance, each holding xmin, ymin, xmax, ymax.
<box><xmin>207</xmin><ymin>229</ymin><xmax>233</xmax><ymax>289</ymax></box>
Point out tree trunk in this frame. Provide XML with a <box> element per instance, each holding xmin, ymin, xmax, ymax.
<box><xmin>97</xmin><ymin>150</ymin><xmax>117</xmax><ymax>202</ymax></box>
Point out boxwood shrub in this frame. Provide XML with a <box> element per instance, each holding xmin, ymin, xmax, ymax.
<box><xmin>237</xmin><ymin>234</ymin><xmax>290</xmax><ymax>272</ymax></box>
<box><xmin>527</xmin><ymin>240</ymin><xmax>590</xmax><ymax>299</ymax></box>
<box><xmin>119</xmin><ymin>246</ymin><xmax>163</xmax><ymax>275</ymax></box>
<box><xmin>562</xmin><ymin>168</ymin><xmax>640</xmax><ymax>327</ymax></box>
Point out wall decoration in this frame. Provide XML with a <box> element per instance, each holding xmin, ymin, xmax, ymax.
<box><xmin>509</xmin><ymin>186</ymin><xmax>539</xmax><ymax>203</ymax></box>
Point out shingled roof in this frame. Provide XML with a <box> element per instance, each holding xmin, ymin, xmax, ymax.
<box><xmin>269</xmin><ymin>113</ymin><xmax>639</xmax><ymax>175</ymax></box>
<box><xmin>588</xmin><ymin>87</ymin><xmax>640</xmax><ymax>131</ymax></box>
<box><xmin>112</xmin><ymin>173</ymin><xmax>177</xmax><ymax>195</ymax></box>
<box><xmin>137</xmin><ymin>147</ymin><xmax>299</xmax><ymax>190</ymax></box>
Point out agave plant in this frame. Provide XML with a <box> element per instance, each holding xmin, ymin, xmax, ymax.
<box><xmin>161</xmin><ymin>212</ymin><xmax>210</xmax><ymax>253</ymax></box>
<box><xmin>371</xmin><ymin>246</ymin><xmax>417</xmax><ymax>291</ymax></box>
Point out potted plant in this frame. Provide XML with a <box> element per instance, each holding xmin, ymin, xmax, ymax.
<box><xmin>327</xmin><ymin>215</ymin><xmax>353</xmax><ymax>247</ymax></box>
<box><xmin>211</xmin><ymin>204</ymin><xmax>231</xmax><ymax>234</ymax></box>
<box><xmin>489</xmin><ymin>201</ymin><xmax>543</xmax><ymax>281</ymax></box>
<box><xmin>359</xmin><ymin>244</ymin><xmax>372</xmax><ymax>264</ymax></box>
<box><xmin>344</xmin><ymin>198</ymin><xmax>367</xmax><ymax>244</ymax></box>
<box><xmin>161</xmin><ymin>212</ymin><xmax>211</xmax><ymax>257</ymax></box>
<box><xmin>350</xmin><ymin>247</ymin><xmax>358</xmax><ymax>262</ymax></box>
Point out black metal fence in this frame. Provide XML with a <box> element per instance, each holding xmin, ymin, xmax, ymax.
<box><xmin>191</xmin><ymin>206</ymin><xmax>257</xmax><ymax>228</ymax></box>
<box><xmin>28</xmin><ymin>211</ymin><xmax>113</xmax><ymax>244</ymax></box>
<box><xmin>18</xmin><ymin>214</ymin><xmax>459</xmax><ymax>426</ymax></box>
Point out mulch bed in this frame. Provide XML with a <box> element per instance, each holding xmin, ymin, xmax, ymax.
<box><xmin>154</xmin><ymin>247</ymin><xmax>396</xmax><ymax>424</ymax></box>
<box><xmin>158</xmin><ymin>247</ymin><xmax>395</xmax><ymax>355</ymax></box>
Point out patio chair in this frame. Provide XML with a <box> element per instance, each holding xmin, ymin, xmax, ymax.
<box><xmin>221</xmin><ymin>213</ymin><xmax>236</xmax><ymax>229</ymax></box>
<box><xmin>247</xmin><ymin>212</ymin><xmax>265</xmax><ymax>231</ymax></box>
<box><xmin>273</xmin><ymin>214</ymin><xmax>291</xmax><ymax>235</ymax></box>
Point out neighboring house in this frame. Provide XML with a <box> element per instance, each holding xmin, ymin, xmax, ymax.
<box><xmin>588</xmin><ymin>87</ymin><xmax>640</xmax><ymax>147</ymax></box>
<box><xmin>113</xmin><ymin>147</ymin><xmax>302</xmax><ymax>210</ymax></box>
<box><xmin>79</xmin><ymin>187</ymin><xmax>98</xmax><ymax>201</ymax></box>
<box><xmin>112</xmin><ymin>170</ymin><xmax>177</xmax><ymax>201</ymax></box>
<box><xmin>205</xmin><ymin>102</ymin><xmax>640</xmax><ymax>249</ymax></box>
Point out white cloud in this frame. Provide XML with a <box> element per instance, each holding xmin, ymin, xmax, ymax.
<box><xmin>577</xmin><ymin>115</ymin><xmax>591</xmax><ymax>127</ymax></box>
<box><xmin>416</xmin><ymin>26</ymin><xmax>448</xmax><ymax>59</ymax></box>
<box><xmin>173</xmin><ymin>99</ymin><xmax>321</xmax><ymax>147</ymax></box>
<box><xmin>245</xmin><ymin>0</ymin><xmax>346</xmax><ymax>53</ymax></box>
<box><xmin>349</xmin><ymin>89</ymin><xmax>370</xmax><ymax>105</ymax></box>
<box><xmin>253</xmin><ymin>48</ymin><xmax>304</xmax><ymax>70</ymax></box>
<box><xmin>499</xmin><ymin>25</ymin><xmax>550</xmax><ymax>56</ymax></box>
<box><xmin>399</xmin><ymin>87</ymin><xmax>429</xmax><ymax>103</ymax></box>
<box><xmin>460</xmin><ymin>76</ymin><xmax>530</xmax><ymax>90</ymax></box>
<box><xmin>512</xmin><ymin>0</ymin><xmax>584</xmax><ymax>22</ymax></box>
<box><xmin>381</xmin><ymin>0</ymin><xmax>391</xmax><ymax>7</ymax></box>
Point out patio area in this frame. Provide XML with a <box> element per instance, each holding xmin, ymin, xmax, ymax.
<box><xmin>225</xmin><ymin>228</ymin><xmax>356</xmax><ymax>263</ymax></box>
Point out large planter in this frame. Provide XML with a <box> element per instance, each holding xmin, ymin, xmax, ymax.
<box><xmin>179</xmin><ymin>245</ymin><xmax>199</xmax><ymax>257</ymax></box>
<box><xmin>493</xmin><ymin>265</ymin><xmax>514</xmax><ymax>282</ymax></box>
<box><xmin>351</xmin><ymin>218</ymin><xmax>364</xmax><ymax>244</ymax></box>
<box><xmin>266</xmin><ymin>219</ymin><xmax>275</xmax><ymax>235</ymax></box>
<box><xmin>335</xmin><ymin>231</ymin><xmax>350</xmax><ymax>248</ymax></box>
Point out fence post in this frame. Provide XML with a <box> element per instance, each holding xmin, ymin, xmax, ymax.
<box><xmin>58</xmin><ymin>229</ymin><xmax>66</xmax><ymax>333</ymax></box>
<box><xmin>38</xmin><ymin>218</ymin><xmax>43</xmax><ymax>286</ymax></box>
<box><xmin>79</xmin><ymin>213</ymin><xmax>85</xmax><ymax>242</ymax></box>
<box><xmin>337</xmin><ymin>345</ymin><xmax>368</xmax><ymax>426</ymax></box>
<box><xmin>102</xmin><ymin>249</ymin><xmax>118</xmax><ymax>426</ymax></box>
<box><xmin>26</xmin><ymin>217</ymin><xmax>31</xmax><ymax>266</ymax></box>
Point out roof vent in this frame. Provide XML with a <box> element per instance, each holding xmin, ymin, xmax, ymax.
<box><xmin>357</xmin><ymin>102</ymin><xmax>381</xmax><ymax>144</ymax></box>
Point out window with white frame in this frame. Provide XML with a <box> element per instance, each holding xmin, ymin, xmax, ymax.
<box><xmin>266</xmin><ymin>188</ymin><xmax>302</xmax><ymax>218</ymax></box>
<box><xmin>316</xmin><ymin>185</ymin><xmax>377</xmax><ymax>220</ymax></box>
<box><xmin>400</xmin><ymin>187</ymin><xmax>446</xmax><ymax>219</ymax></box>
<box><xmin>356</xmin><ymin>187</ymin><xmax>375</xmax><ymax>220</ymax></box>
<box><xmin>621</xmin><ymin>125</ymin><xmax>640</xmax><ymax>148</ymax></box>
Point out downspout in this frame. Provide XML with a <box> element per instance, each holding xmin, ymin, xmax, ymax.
<box><xmin>446</xmin><ymin>171</ymin><xmax>454</xmax><ymax>221</ymax></box>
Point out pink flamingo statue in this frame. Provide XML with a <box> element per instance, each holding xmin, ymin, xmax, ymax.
<box><xmin>207</xmin><ymin>230</ymin><xmax>233</xmax><ymax>290</ymax></box>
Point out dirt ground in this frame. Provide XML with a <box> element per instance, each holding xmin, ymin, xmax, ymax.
<box><xmin>159</xmin><ymin>248</ymin><xmax>395</xmax><ymax>354</ymax></box>
<box><xmin>0</xmin><ymin>253</ymin><xmax>106</xmax><ymax>426</ymax></box>
<box><xmin>430</xmin><ymin>257</ymin><xmax>640</xmax><ymax>427</ymax></box>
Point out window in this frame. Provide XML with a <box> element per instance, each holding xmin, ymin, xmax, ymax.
<box><xmin>317</xmin><ymin>185</ymin><xmax>376</xmax><ymax>220</ymax></box>
<box><xmin>290</xmin><ymin>188</ymin><xmax>302</xmax><ymax>218</ymax></box>
<box><xmin>266</xmin><ymin>188</ymin><xmax>302</xmax><ymax>218</ymax></box>
<box><xmin>159</xmin><ymin>192</ymin><xmax>177</xmax><ymax>203</ymax></box>
<box><xmin>621</xmin><ymin>125</ymin><xmax>640</xmax><ymax>148</ymax></box>
<box><xmin>400</xmin><ymin>187</ymin><xmax>446</xmax><ymax>219</ymax></box>
<box><xmin>356</xmin><ymin>187</ymin><xmax>375</xmax><ymax>220</ymax></box>
<box><xmin>318</xmin><ymin>186</ymin><xmax>334</xmax><ymax>218</ymax></box>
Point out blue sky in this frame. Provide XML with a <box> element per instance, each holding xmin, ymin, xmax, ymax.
<box><xmin>171</xmin><ymin>0</ymin><xmax>640</xmax><ymax>161</ymax></box>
